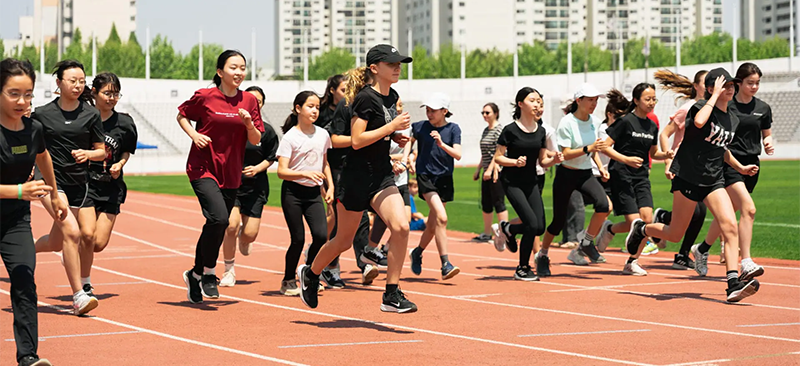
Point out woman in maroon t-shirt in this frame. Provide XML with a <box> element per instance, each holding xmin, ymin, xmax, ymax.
<box><xmin>176</xmin><ymin>50</ymin><xmax>264</xmax><ymax>304</ymax></box>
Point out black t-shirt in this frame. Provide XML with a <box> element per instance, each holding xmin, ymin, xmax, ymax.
<box><xmin>32</xmin><ymin>98</ymin><xmax>104</xmax><ymax>186</ymax></box>
<box><xmin>315</xmin><ymin>105</ymin><xmax>336</xmax><ymax>130</ymax></box>
<box><xmin>497</xmin><ymin>121</ymin><xmax>546</xmax><ymax>186</ymax></box>
<box><xmin>88</xmin><ymin>112</ymin><xmax>138</xmax><ymax>204</ymax></box>
<box><xmin>0</xmin><ymin>117</ymin><xmax>47</xmax><ymax>218</ymax></box>
<box><xmin>240</xmin><ymin>123</ymin><xmax>279</xmax><ymax>193</ymax></box>
<box><xmin>606</xmin><ymin>112</ymin><xmax>658</xmax><ymax>178</ymax></box>
<box><xmin>327</xmin><ymin>99</ymin><xmax>354</xmax><ymax>171</ymax></box>
<box><xmin>728</xmin><ymin>97</ymin><xmax>772</xmax><ymax>158</ymax></box>
<box><xmin>343</xmin><ymin>86</ymin><xmax>399</xmax><ymax>178</ymax></box>
<box><xmin>670</xmin><ymin>100</ymin><xmax>738</xmax><ymax>187</ymax></box>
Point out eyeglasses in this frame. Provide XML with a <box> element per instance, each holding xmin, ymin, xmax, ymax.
<box><xmin>101</xmin><ymin>92</ymin><xmax>123</xmax><ymax>99</ymax></box>
<box><xmin>481</xmin><ymin>111</ymin><xmax>492</xmax><ymax>115</ymax></box>
<box><xmin>2</xmin><ymin>90</ymin><xmax>34</xmax><ymax>101</ymax></box>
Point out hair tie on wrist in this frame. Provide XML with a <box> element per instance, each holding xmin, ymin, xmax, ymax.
<box><xmin>17</xmin><ymin>184</ymin><xmax>23</xmax><ymax>200</ymax></box>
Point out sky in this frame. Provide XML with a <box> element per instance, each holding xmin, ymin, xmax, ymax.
<box><xmin>1</xmin><ymin>0</ymin><xmax>740</xmax><ymax>69</ymax></box>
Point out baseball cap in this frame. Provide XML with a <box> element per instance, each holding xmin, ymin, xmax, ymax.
<box><xmin>421</xmin><ymin>92</ymin><xmax>453</xmax><ymax>117</ymax></box>
<box><xmin>704</xmin><ymin>67</ymin><xmax>741</xmax><ymax>88</ymax></box>
<box><xmin>574</xmin><ymin>83</ymin><xmax>603</xmax><ymax>99</ymax></box>
<box><xmin>366</xmin><ymin>44</ymin><xmax>413</xmax><ymax>66</ymax></box>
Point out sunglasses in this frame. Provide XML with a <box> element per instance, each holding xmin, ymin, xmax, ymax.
<box><xmin>481</xmin><ymin>111</ymin><xmax>493</xmax><ymax>115</ymax></box>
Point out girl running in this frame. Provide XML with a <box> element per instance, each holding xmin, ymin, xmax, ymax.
<box><xmin>277</xmin><ymin>91</ymin><xmax>332</xmax><ymax>295</ymax></box>
<box><xmin>83</xmin><ymin>73</ymin><xmax>139</xmax><ymax>295</ymax></box>
<box><xmin>473</xmin><ymin>102</ymin><xmax>508</xmax><ymax>244</ymax></box>
<box><xmin>654</xmin><ymin>69</ymin><xmax>709</xmax><ymax>270</ymax></box>
<box><xmin>297</xmin><ymin>44</ymin><xmax>415</xmax><ymax>313</ymax></box>
<box><xmin>33</xmin><ymin>60</ymin><xmax>105</xmax><ymax>315</ymax></box>
<box><xmin>177</xmin><ymin>50</ymin><xmax>264</xmax><ymax>304</ymax></box>
<box><xmin>624</xmin><ymin>68</ymin><xmax>761</xmax><ymax>303</ymax></box>
<box><xmin>219</xmin><ymin>86</ymin><xmax>278</xmax><ymax>287</ymax></box>
<box><xmin>492</xmin><ymin>87</ymin><xmax>563</xmax><ymax>280</ymax></box>
<box><xmin>531</xmin><ymin>84</ymin><xmax>611</xmax><ymax>276</ymax></box>
<box><xmin>408</xmin><ymin>92</ymin><xmax>462</xmax><ymax>280</ymax></box>
<box><xmin>595</xmin><ymin>85</ymin><xmax>674</xmax><ymax>276</ymax></box>
<box><xmin>696</xmin><ymin>62</ymin><xmax>772</xmax><ymax>279</ymax></box>
<box><xmin>1</xmin><ymin>58</ymin><xmax>62</xmax><ymax>366</ymax></box>
<box><xmin>317</xmin><ymin>74</ymin><xmax>346</xmax><ymax>240</ymax></box>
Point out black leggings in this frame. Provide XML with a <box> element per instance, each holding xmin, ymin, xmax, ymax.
<box><xmin>281</xmin><ymin>181</ymin><xmax>327</xmax><ymax>281</ymax></box>
<box><xmin>547</xmin><ymin>165</ymin><xmax>610</xmax><ymax>236</ymax></box>
<box><xmin>191</xmin><ymin>178</ymin><xmax>236</xmax><ymax>275</ymax></box>
<box><xmin>480</xmin><ymin>178</ymin><xmax>506</xmax><ymax>213</ymax></box>
<box><xmin>663</xmin><ymin>201</ymin><xmax>707</xmax><ymax>255</ymax></box>
<box><xmin>1</xmin><ymin>212</ymin><xmax>39</xmax><ymax>362</ymax></box>
<box><xmin>503</xmin><ymin>181</ymin><xmax>546</xmax><ymax>267</ymax></box>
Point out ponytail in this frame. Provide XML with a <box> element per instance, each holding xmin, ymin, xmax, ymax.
<box><xmin>654</xmin><ymin>69</ymin><xmax>707</xmax><ymax>102</ymax></box>
<box><xmin>343</xmin><ymin>66</ymin><xmax>370</xmax><ymax>105</ymax></box>
<box><xmin>605</xmin><ymin>89</ymin><xmax>630</xmax><ymax>121</ymax></box>
<box><xmin>566</xmin><ymin>99</ymin><xmax>579</xmax><ymax>114</ymax></box>
<box><xmin>282</xmin><ymin>114</ymin><xmax>298</xmax><ymax>134</ymax></box>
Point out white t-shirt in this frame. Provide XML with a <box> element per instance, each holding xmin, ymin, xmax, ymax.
<box><xmin>276</xmin><ymin>125</ymin><xmax>332</xmax><ymax>187</ymax></box>
<box><xmin>535</xmin><ymin>122</ymin><xmax>558</xmax><ymax>176</ymax></box>
<box><xmin>391</xmin><ymin>127</ymin><xmax>411</xmax><ymax>186</ymax></box>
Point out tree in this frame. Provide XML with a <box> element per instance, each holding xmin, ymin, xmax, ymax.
<box><xmin>118</xmin><ymin>32</ymin><xmax>145</xmax><ymax>78</ymax></box>
<box><xmin>149</xmin><ymin>35</ymin><xmax>179</xmax><ymax>79</ymax></box>
<box><xmin>106</xmin><ymin>23</ymin><xmax>122</xmax><ymax>46</ymax></box>
<box><xmin>17</xmin><ymin>44</ymin><xmax>39</xmax><ymax>67</ymax></box>
<box><xmin>0</xmin><ymin>39</ymin><xmax>5</xmax><ymax>58</ymax></box>
<box><xmin>518</xmin><ymin>41</ymin><xmax>559</xmax><ymax>75</ymax></box>
<box><xmin>466</xmin><ymin>48</ymin><xmax>512</xmax><ymax>78</ymax></box>
<box><xmin>681</xmin><ymin>33</ymin><xmax>733</xmax><ymax>65</ymax></box>
<box><xmin>623</xmin><ymin>38</ymin><xmax>675</xmax><ymax>70</ymax></box>
<box><xmin>410</xmin><ymin>45</ymin><xmax>435</xmax><ymax>79</ymax></box>
<box><xmin>433</xmin><ymin>44</ymin><xmax>461</xmax><ymax>79</ymax></box>
<box><xmin>174</xmin><ymin>43</ymin><xmax>224</xmax><ymax>80</ymax></box>
<box><xmin>308</xmin><ymin>48</ymin><xmax>355</xmax><ymax>80</ymax></box>
<box><xmin>64</xmin><ymin>28</ymin><xmax>90</xmax><ymax>68</ymax></box>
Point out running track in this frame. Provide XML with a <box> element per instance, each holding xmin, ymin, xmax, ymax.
<box><xmin>1</xmin><ymin>191</ymin><xmax>799</xmax><ymax>365</ymax></box>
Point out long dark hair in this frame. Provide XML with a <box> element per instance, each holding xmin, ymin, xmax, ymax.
<box><xmin>655</xmin><ymin>69</ymin><xmax>708</xmax><ymax>102</ymax></box>
<box><xmin>213</xmin><ymin>50</ymin><xmax>246</xmax><ymax>87</ymax></box>
<box><xmin>735</xmin><ymin>62</ymin><xmax>762</xmax><ymax>81</ymax></box>
<box><xmin>90</xmin><ymin>72</ymin><xmax>121</xmax><ymax>107</ymax></box>
<box><xmin>245</xmin><ymin>85</ymin><xmax>265</xmax><ymax>107</ymax></box>
<box><xmin>282</xmin><ymin>90</ymin><xmax>319</xmax><ymax>134</ymax></box>
<box><xmin>321</xmin><ymin>74</ymin><xmax>346</xmax><ymax>111</ymax></box>
<box><xmin>512</xmin><ymin>87</ymin><xmax>542</xmax><ymax>120</ymax></box>
<box><xmin>52</xmin><ymin>59</ymin><xmax>92</xmax><ymax>103</ymax></box>
<box><xmin>1</xmin><ymin>58</ymin><xmax>36</xmax><ymax>89</ymax></box>
<box><xmin>628</xmin><ymin>82</ymin><xmax>656</xmax><ymax>114</ymax></box>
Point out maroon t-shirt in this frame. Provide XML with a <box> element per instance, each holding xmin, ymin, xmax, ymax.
<box><xmin>178</xmin><ymin>87</ymin><xmax>265</xmax><ymax>189</ymax></box>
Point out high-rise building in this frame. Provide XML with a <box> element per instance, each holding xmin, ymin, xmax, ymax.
<box><xmin>740</xmin><ymin>0</ymin><xmax>798</xmax><ymax>48</ymax></box>
<box><xmin>274</xmin><ymin>0</ymin><xmax>397</xmax><ymax>77</ymax></box>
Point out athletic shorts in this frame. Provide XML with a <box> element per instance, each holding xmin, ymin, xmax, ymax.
<box><xmin>417</xmin><ymin>174</ymin><xmax>454</xmax><ymax>203</ymax></box>
<box><xmin>235</xmin><ymin>189</ymin><xmax>268</xmax><ymax>219</ymax></box>
<box><xmin>337</xmin><ymin>171</ymin><xmax>395</xmax><ymax>212</ymax></box>
<box><xmin>671</xmin><ymin>176</ymin><xmax>725</xmax><ymax>203</ymax></box>
<box><xmin>610</xmin><ymin>172</ymin><xmax>653</xmax><ymax>216</ymax></box>
<box><xmin>397</xmin><ymin>184</ymin><xmax>411</xmax><ymax>206</ymax></box>
<box><xmin>59</xmin><ymin>183</ymin><xmax>92</xmax><ymax>209</ymax></box>
<box><xmin>722</xmin><ymin>155</ymin><xmax>760</xmax><ymax>193</ymax></box>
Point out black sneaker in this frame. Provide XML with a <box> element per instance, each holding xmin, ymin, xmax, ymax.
<box><xmin>726</xmin><ymin>279</ymin><xmax>760</xmax><ymax>303</ymax></box>
<box><xmin>653</xmin><ymin>208</ymin><xmax>671</xmax><ymax>225</ymax></box>
<box><xmin>535</xmin><ymin>252</ymin><xmax>551</xmax><ymax>277</ymax></box>
<box><xmin>297</xmin><ymin>264</ymin><xmax>319</xmax><ymax>308</ymax></box>
<box><xmin>514</xmin><ymin>265</ymin><xmax>540</xmax><ymax>281</ymax></box>
<box><xmin>578</xmin><ymin>240</ymin><xmax>606</xmax><ymax>263</ymax></box>
<box><xmin>182</xmin><ymin>270</ymin><xmax>203</xmax><ymax>304</ymax></box>
<box><xmin>320</xmin><ymin>268</ymin><xmax>346</xmax><ymax>289</ymax></box>
<box><xmin>472</xmin><ymin>233</ymin><xmax>492</xmax><ymax>242</ymax></box>
<box><xmin>625</xmin><ymin>219</ymin><xmax>647</xmax><ymax>255</ymax></box>
<box><xmin>360</xmin><ymin>249</ymin><xmax>388</xmax><ymax>268</ymax></box>
<box><xmin>18</xmin><ymin>356</ymin><xmax>52</xmax><ymax>366</ymax></box>
<box><xmin>380</xmin><ymin>288</ymin><xmax>418</xmax><ymax>313</ymax></box>
<box><xmin>409</xmin><ymin>247</ymin><xmax>423</xmax><ymax>275</ymax></box>
<box><xmin>82</xmin><ymin>283</ymin><xmax>95</xmax><ymax>297</ymax></box>
<box><xmin>500</xmin><ymin>221</ymin><xmax>517</xmax><ymax>253</ymax></box>
<box><xmin>201</xmin><ymin>274</ymin><xmax>220</xmax><ymax>299</ymax></box>
<box><xmin>672</xmin><ymin>253</ymin><xmax>695</xmax><ymax>270</ymax></box>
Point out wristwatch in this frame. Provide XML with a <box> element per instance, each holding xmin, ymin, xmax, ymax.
<box><xmin>583</xmin><ymin>146</ymin><xmax>590</xmax><ymax>155</ymax></box>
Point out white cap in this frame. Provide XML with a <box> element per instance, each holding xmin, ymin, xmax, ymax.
<box><xmin>421</xmin><ymin>92</ymin><xmax>451</xmax><ymax>111</ymax></box>
<box><xmin>573</xmin><ymin>83</ymin><xmax>603</xmax><ymax>99</ymax></box>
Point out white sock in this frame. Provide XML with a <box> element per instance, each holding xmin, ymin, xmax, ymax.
<box><xmin>203</xmin><ymin>266</ymin><xmax>216</xmax><ymax>275</ymax></box>
<box><xmin>224</xmin><ymin>260</ymin><xmax>235</xmax><ymax>272</ymax></box>
<box><xmin>191</xmin><ymin>271</ymin><xmax>202</xmax><ymax>280</ymax></box>
<box><xmin>81</xmin><ymin>277</ymin><xmax>91</xmax><ymax>286</ymax></box>
<box><xmin>539</xmin><ymin>248</ymin><xmax>549</xmax><ymax>257</ymax></box>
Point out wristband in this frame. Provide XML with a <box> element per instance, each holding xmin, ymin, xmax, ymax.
<box><xmin>18</xmin><ymin>184</ymin><xmax>22</xmax><ymax>200</ymax></box>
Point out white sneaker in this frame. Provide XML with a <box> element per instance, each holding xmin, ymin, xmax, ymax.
<box><xmin>739</xmin><ymin>260</ymin><xmax>765</xmax><ymax>282</ymax></box>
<box><xmin>362</xmin><ymin>264</ymin><xmax>379</xmax><ymax>285</ymax></box>
<box><xmin>73</xmin><ymin>292</ymin><xmax>98</xmax><ymax>316</ymax></box>
<box><xmin>491</xmin><ymin>223</ymin><xmax>506</xmax><ymax>252</ymax></box>
<box><xmin>596</xmin><ymin>220</ymin><xmax>615</xmax><ymax>252</ymax></box>
<box><xmin>623</xmin><ymin>259</ymin><xmax>648</xmax><ymax>276</ymax></box>
<box><xmin>567</xmin><ymin>248</ymin><xmax>589</xmax><ymax>266</ymax></box>
<box><xmin>280</xmin><ymin>280</ymin><xmax>300</xmax><ymax>296</ymax></box>
<box><xmin>219</xmin><ymin>269</ymin><xmax>236</xmax><ymax>287</ymax></box>
<box><xmin>691</xmin><ymin>244</ymin><xmax>709</xmax><ymax>277</ymax></box>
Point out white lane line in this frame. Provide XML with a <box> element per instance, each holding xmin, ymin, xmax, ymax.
<box><xmin>0</xmin><ymin>289</ymin><xmax>308</xmax><ymax>365</ymax></box>
<box><xmin>278</xmin><ymin>340</ymin><xmax>423</xmax><ymax>349</ymax></box>
<box><xmin>5</xmin><ymin>330</ymin><xmax>141</xmax><ymax>341</ymax></box>
<box><xmin>454</xmin><ymin>293</ymin><xmax>505</xmax><ymax>299</ymax></box>
<box><xmin>55</xmin><ymin>281</ymin><xmax>147</xmax><ymax>287</ymax></box>
<box><xmin>736</xmin><ymin>322</ymin><xmax>800</xmax><ymax>328</ymax></box>
<box><xmin>663</xmin><ymin>351</ymin><xmax>800</xmax><ymax>366</ymax></box>
<box><xmin>518</xmin><ymin>329</ymin><xmax>651</xmax><ymax>337</ymax></box>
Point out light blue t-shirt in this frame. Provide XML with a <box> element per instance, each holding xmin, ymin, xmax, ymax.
<box><xmin>556</xmin><ymin>113</ymin><xmax>601</xmax><ymax>170</ymax></box>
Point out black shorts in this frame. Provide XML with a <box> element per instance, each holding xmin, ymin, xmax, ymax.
<box><xmin>723</xmin><ymin>155</ymin><xmax>760</xmax><ymax>193</ymax></box>
<box><xmin>235</xmin><ymin>189</ymin><xmax>268</xmax><ymax>218</ymax></box>
<box><xmin>398</xmin><ymin>184</ymin><xmax>411</xmax><ymax>206</ymax></box>
<box><xmin>481</xmin><ymin>178</ymin><xmax>506</xmax><ymax>213</ymax></box>
<box><xmin>93</xmin><ymin>201</ymin><xmax>121</xmax><ymax>215</ymax></box>
<box><xmin>59</xmin><ymin>183</ymin><xmax>92</xmax><ymax>208</ymax></box>
<box><xmin>417</xmin><ymin>174</ymin><xmax>454</xmax><ymax>203</ymax></box>
<box><xmin>337</xmin><ymin>171</ymin><xmax>395</xmax><ymax>212</ymax></box>
<box><xmin>610</xmin><ymin>172</ymin><xmax>653</xmax><ymax>216</ymax></box>
<box><xmin>671</xmin><ymin>176</ymin><xmax>725</xmax><ymax>202</ymax></box>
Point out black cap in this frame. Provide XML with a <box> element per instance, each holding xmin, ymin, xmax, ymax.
<box><xmin>366</xmin><ymin>44</ymin><xmax>412</xmax><ymax>66</ymax></box>
<box><xmin>704</xmin><ymin>68</ymin><xmax>741</xmax><ymax>88</ymax></box>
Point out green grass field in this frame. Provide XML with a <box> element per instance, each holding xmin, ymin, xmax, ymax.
<box><xmin>126</xmin><ymin>160</ymin><xmax>800</xmax><ymax>260</ymax></box>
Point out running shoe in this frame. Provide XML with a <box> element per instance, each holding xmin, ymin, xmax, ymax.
<box><xmin>441</xmin><ymin>262</ymin><xmax>460</xmax><ymax>280</ymax></box>
<box><xmin>409</xmin><ymin>247</ymin><xmax>423</xmax><ymax>275</ymax></box>
<box><xmin>641</xmin><ymin>241</ymin><xmax>659</xmax><ymax>255</ymax></box>
<box><xmin>726</xmin><ymin>279</ymin><xmax>760</xmax><ymax>303</ymax></box>
<box><xmin>623</xmin><ymin>259</ymin><xmax>648</xmax><ymax>276</ymax></box>
<box><xmin>219</xmin><ymin>269</ymin><xmax>236</xmax><ymax>287</ymax></box>
<box><xmin>491</xmin><ymin>223</ymin><xmax>506</xmax><ymax>252</ymax></box>
<box><xmin>514</xmin><ymin>265</ymin><xmax>539</xmax><ymax>281</ymax></box>
<box><xmin>182</xmin><ymin>270</ymin><xmax>203</xmax><ymax>304</ymax></box>
<box><xmin>381</xmin><ymin>288</ymin><xmax>417</xmax><ymax>313</ymax></box>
